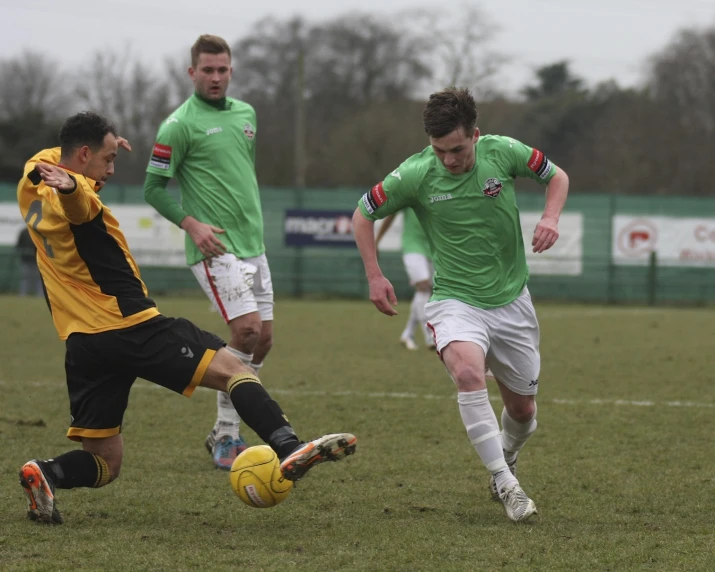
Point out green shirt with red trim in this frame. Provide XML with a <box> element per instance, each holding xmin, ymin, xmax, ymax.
<box><xmin>146</xmin><ymin>93</ymin><xmax>264</xmax><ymax>265</ymax></box>
<box><xmin>358</xmin><ymin>135</ymin><xmax>557</xmax><ymax>309</ymax></box>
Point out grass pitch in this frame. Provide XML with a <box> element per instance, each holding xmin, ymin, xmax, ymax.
<box><xmin>0</xmin><ymin>296</ymin><xmax>714</xmax><ymax>571</ymax></box>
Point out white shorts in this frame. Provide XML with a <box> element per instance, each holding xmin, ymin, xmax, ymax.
<box><xmin>402</xmin><ymin>253</ymin><xmax>434</xmax><ymax>286</ymax></box>
<box><xmin>424</xmin><ymin>288</ymin><xmax>540</xmax><ymax>395</ymax></box>
<box><xmin>191</xmin><ymin>253</ymin><xmax>274</xmax><ymax>322</ymax></box>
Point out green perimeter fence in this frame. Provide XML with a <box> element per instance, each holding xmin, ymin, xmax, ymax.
<box><xmin>1</xmin><ymin>184</ymin><xmax>714</xmax><ymax>305</ymax></box>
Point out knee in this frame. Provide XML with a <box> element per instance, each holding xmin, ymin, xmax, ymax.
<box><xmin>107</xmin><ymin>462</ymin><xmax>122</xmax><ymax>484</ymax></box>
<box><xmin>450</xmin><ymin>364</ymin><xmax>485</xmax><ymax>391</ymax></box>
<box><xmin>258</xmin><ymin>331</ymin><xmax>273</xmax><ymax>353</ymax></box>
<box><xmin>506</xmin><ymin>400</ymin><xmax>536</xmax><ymax>423</ymax></box>
<box><xmin>230</xmin><ymin>324</ymin><xmax>261</xmax><ymax>350</ymax></box>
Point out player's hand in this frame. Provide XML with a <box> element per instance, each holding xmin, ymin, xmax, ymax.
<box><xmin>182</xmin><ymin>217</ymin><xmax>227</xmax><ymax>258</ymax></box>
<box><xmin>532</xmin><ymin>216</ymin><xmax>559</xmax><ymax>253</ymax></box>
<box><xmin>368</xmin><ymin>275</ymin><xmax>398</xmax><ymax>316</ymax></box>
<box><xmin>117</xmin><ymin>137</ymin><xmax>132</xmax><ymax>152</ymax></box>
<box><xmin>34</xmin><ymin>163</ymin><xmax>76</xmax><ymax>191</ymax></box>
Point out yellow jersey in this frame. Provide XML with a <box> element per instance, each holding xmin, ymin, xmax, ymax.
<box><xmin>17</xmin><ymin>148</ymin><xmax>159</xmax><ymax>340</ymax></box>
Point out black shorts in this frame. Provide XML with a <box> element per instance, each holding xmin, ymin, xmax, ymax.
<box><xmin>64</xmin><ymin>315</ymin><xmax>225</xmax><ymax>441</ymax></box>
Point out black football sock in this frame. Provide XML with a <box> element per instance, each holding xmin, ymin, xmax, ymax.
<box><xmin>39</xmin><ymin>450</ymin><xmax>111</xmax><ymax>489</ymax></box>
<box><xmin>227</xmin><ymin>374</ymin><xmax>300</xmax><ymax>457</ymax></box>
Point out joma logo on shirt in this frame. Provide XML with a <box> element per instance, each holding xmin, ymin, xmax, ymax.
<box><xmin>206</xmin><ymin>127</ymin><xmax>223</xmax><ymax>135</ymax></box>
<box><xmin>429</xmin><ymin>194</ymin><xmax>453</xmax><ymax>203</ymax></box>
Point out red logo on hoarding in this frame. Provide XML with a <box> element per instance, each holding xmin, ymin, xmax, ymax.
<box><xmin>371</xmin><ymin>182</ymin><xmax>387</xmax><ymax>206</ymax></box>
<box><xmin>617</xmin><ymin>219</ymin><xmax>658</xmax><ymax>258</ymax></box>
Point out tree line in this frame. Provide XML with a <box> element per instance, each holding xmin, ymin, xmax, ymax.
<box><xmin>1</xmin><ymin>10</ymin><xmax>714</xmax><ymax>196</ymax></box>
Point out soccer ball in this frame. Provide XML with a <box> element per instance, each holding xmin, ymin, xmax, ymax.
<box><xmin>229</xmin><ymin>445</ymin><xmax>293</xmax><ymax>508</ymax></box>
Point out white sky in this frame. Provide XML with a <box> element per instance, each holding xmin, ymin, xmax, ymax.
<box><xmin>3</xmin><ymin>0</ymin><xmax>715</xmax><ymax>94</ymax></box>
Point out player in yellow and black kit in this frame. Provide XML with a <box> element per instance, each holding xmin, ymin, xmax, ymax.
<box><xmin>16</xmin><ymin>111</ymin><xmax>357</xmax><ymax>524</ymax></box>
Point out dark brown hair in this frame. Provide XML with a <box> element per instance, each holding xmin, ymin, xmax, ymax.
<box><xmin>59</xmin><ymin>112</ymin><xmax>117</xmax><ymax>157</ymax></box>
<box><xmin>423</xmin><ymin>87</ymin><xmax>478</xmax><ymax>138</ymax></box>
<box><xmin>191</xmin><ymin>34</ymin><xmax>231</xmax><ymax>68</ymax></box>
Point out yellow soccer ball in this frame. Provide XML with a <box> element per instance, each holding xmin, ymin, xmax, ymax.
<box><xmin>229</xmin><ymin>445</ymin><xmax>293</xmax><ymax>508</ymax></box>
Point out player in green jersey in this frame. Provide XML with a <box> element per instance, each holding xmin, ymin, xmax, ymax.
<box><xmin>375</xmin><ymin>208</ymin><xmax>435</xmax><ymax>351</ymax></box>
<box><xmin>353</xmin><ymin>87</ymin><xmax>569</xmax><ymax>523</ymax></box>
<box><xmin>143</xmin><ymin>35</ymin><xmax>273</xmax><ymax>470</ymax></box>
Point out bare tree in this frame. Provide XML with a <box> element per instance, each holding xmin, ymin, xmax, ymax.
<box><xmin>0</xmin><ymin>52</ymin><xmax>72</xmax><ymax>180</ymax></box>
<box><xmin>74</xmin><ymin>50</ymin><xmax>175</xmax><ymax>182</ymax></box>
<box><xmin>398</xmin><ymin>5</ymin><xmax>508</xmax><ymax>100</ymax></box>
<box><xmin>0</xmin><ymin>51</ymin><xmax>71</xmax><ymax>121</ymax></box>
<box><xmin>645</xmin><ymin>25</ymin><xmax>715</xmax><ymax>195</ymax></box>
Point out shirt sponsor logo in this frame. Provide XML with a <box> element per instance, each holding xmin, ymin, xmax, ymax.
<box><xmin>482</xmin><ymin>177</ymin><xmax>503</xmax><ymax>198</ymax></box>
<box><xmin>527</xmin><ymin>148</ymin><xmax>552</xmax><ymax>179</ymax></box>
<box><xmin>429</xmin><ymin>193</ymin><xmax>453</xmax><ymax>203</ymax></box>
<box><xmin>371</xmin><ymin>182</ymin><xmax>387</xmax><ymax>207</ymax></box>
<box><xmin>390</xmin><ymin>169</ymin><xmax>402</xmax><ymax>180</ymax></box>
<box><xmin>243</xmin><ymin>122</ymin><xmax>256</xmax><ymax>140</ymax></box>
<box><xmin>166</xmin><ymin>117</ymin><xmax>179</xmax><ymax>125</ymax></box>
<box><xmin>206</xmin><ymin>127</ymin><xmax>223</xmax><ymax>135</ymax></box>
<box><xmin>149</xmin><ymin>143</ymin><xmax>172</xmax><ymax>170</ymax></box>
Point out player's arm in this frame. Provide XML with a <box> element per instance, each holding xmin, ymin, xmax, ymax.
<box><xmin>507</xmin><ymin>138</ymin><xmax>570</xmax><ymax>253</ymax></box>
<box><xmin>354</xmin><ymin>169</ymin><xmax>414</xmax><ymax>316</ymax></box>
<box><xmin>144</xmin><ymin>120</ymin><xmax>226</xmax><ymax>258</ymax></box>
<box><xmin>534</xmin><ymin>167</ymin><xmax>569</xmax><ymax>253</ymax></box>
<box><xmin>32</xmin><ymin>164</ymin><xmax>100</xmax><ymax>224</ymax></box>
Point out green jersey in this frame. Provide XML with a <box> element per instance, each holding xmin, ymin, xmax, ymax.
<box><xmin>359</xmin><ymin>135</ymin><xmax>556</xmax><ymax>309</ymax></box>
<box><xmin>402</xmin><ymin>207</ymin><xmax>432</xmax><ymax>258</ymax></box>
<box><xmin>147</xmin><ymin>94</ymin><xmax>264</xmax><ymax>265</ymax></box>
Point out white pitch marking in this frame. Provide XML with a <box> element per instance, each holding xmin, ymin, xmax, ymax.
<box><xmin>1</xmin><ymin>380</ymin><xmax>712</xmax><ymax>409</ymax></box>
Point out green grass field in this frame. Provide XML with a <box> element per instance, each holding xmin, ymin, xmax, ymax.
<box><xmin>1</xmin><ymin>296</ymin><xmax>714</xmax><ymax>571</ymax></box>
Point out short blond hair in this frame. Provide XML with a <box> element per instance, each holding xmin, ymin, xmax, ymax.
<box><xmin>191</xmin><ymin>34</ymin><xmax>231</xmax><ymax>68</ymax></box>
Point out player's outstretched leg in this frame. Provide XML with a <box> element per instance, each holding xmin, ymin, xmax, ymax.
<box><xmin>19</xmin><ymin>461</ymin><xmax>63</xmax><ymax>524</ymax></box>
<box><xmin>280</xmin><ymin>433</ymin><xmax>358</xmax><ymax>481</ymax></box>
<box><xmin>223</xmin><ymin>371</ymin><xmax>358</xmax><ymax>481</ymax></box>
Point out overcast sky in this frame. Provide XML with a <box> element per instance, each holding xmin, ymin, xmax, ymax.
<box><xmin>3</xmin><ymin>0</ymin><xmax>715</xmax><ymax>94</ymax></box>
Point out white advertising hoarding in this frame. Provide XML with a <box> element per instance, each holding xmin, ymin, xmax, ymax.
<box><xmin>0</xmin><ymin>203</ymin><xmax>186</xmax><ymax>267</ymax></box>
<box><xmin>612</xmin><ymin>215</ymin><xmax>715</xmax><ymax>267</ymax></box>
<box><xmin>2</xmin><ymin>202</ymin><xmax>584</xmax><ymax>275</ymax></box>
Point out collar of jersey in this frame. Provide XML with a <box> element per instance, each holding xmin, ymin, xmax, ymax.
<box><xmin>192</xmin><ymin>92</ymin><xmax>231</xmax><ymax>111</ymax></box>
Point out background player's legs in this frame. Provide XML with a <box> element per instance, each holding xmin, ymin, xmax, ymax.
<box><xmin>413</xmin><ymin>280</ymin><xmax>433</xmax><ymax>348</ymax></box>
<box><xmin>249</xmin><ymin>319</ymin><xmax>273</xmax><ymax>373</ymax></box>
<box><xmin>401</xmin><ymin>254</ymin><xmax>433</xmax><ymax>349</ymax></box>
<box><xmin>399</xmin><ymin>287</ymin><xmax>420</xmax><ymax>350</ymax></box>
<box><xmin>192</xmin><ymin>254</ymin><xmax>271</xmax><ymax>469</ymax></box>
<box><xmin>205</xmin><ymin>311</ymin><xmax>263</xmax><ymax>468</ymax></box>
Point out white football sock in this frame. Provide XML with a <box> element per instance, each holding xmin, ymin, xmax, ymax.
<box><xmin>250</xmin><ymin>361</ymin><xmax>263</xmax><ymax>375</ymax></box>
<box><xmin>458</xmin><ymin>389</ymin><xmax>518</xmax><ymax>492</ymax></box>
<box><xmin>412</xmin><ymin>290</ymin><xmax>431</xmax><ymax>344</ymax></box>
<box><xmin>501</xmin><ymin>404</ymin><xmax>537</xmax><ymax>464</ymax></box>
<box><xmin>401</xmin><ymin>296</ymin><xmax>419</xmax><ymax>340</ymax></box>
